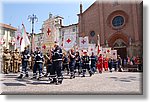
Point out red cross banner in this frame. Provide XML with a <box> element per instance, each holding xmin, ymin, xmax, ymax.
<box><xmin>88</xmin><ymin>44</ymin><xmax>96</xmax><ymax>55</ymax></box>
<box><xmin>15</xmin><ymin>27</ymin><xmax>21</xmax><ymax>50</ymax></box>
<box><xmin>79</xmin><ymin>36</ymin><xmax>89</xmax><ymax>49</ymax></box>
<box><xmin>20</xmin><ymin>24</ymin><xmax>30</xmax><ymax>52</ymax></box>
<box><xmin>63</xmin><ymin>34</ymin><xmax>76</xmax><ymax>51</ymax></box>
<box><xmin>102</xmin><ymin>47</ymin><xmax>111</xmax><ymax>58</ymax></box>
<box><xmin>42</xmin><ymin>22</ymin><xmax>55</xmax><ymax>46</ymax></box>
<box><xmin>111</xmin><ymin>50</ymin><xmax>117</xmax><ymax>59</ymax></box>
<box><xmin>47</xmin><ymin>28</ymin><xmax>51</xmax><ymax>36</ymax></box>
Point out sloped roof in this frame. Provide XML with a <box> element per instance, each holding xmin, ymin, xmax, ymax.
<box><xmin>0</xmin><ymin>23</ymin><xmax>17</xmax><ymax>31</ymax></box>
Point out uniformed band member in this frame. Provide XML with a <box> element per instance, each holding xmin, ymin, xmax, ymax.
<box><xmin>90</xmin><ymin>52</ymin><xmax>97</xmax><ymax>73</ymax></box>
<box><xmin>3</xmin><ymin>49</ymin><xmax>11</xmax><ymax>74</ymax></box>
<box><xmin>32</xmin><ymin>47</ymin><xmax>44</xmax><ymax>80</ymax></box>
<box><xmin>18</xmin><ymin>47</ymin><xmax>30</xmax><ymax>78</ymax></box>
<box><xmin>81</xmin><ymin>50</ymin><xmax>93</xmax><ymax>77</ymax></box>
<box><xmin>68</xmin><ymin>49</ymin><xmax>76</xmax><ymax>79</ymax></box>
<box><xmin>97</xmin><ymin>54</ymin><xmax>103</xmax><ymax>73</ymax></box>
<box><xmin>62</xmin><ymin>53</ymin><xmax>69</xmax><ymax>75</ymax></box>
<box><xmin>50</xmin><ymin>42</ymin><xmax>63</xmax><ymax>85</ymax></box>
<box><xmin>75</xmin><ymin>51</ymin><xmax>81</xmax><ymax>75</ymax></box>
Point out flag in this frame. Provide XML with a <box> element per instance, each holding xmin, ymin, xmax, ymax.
<box><xmin>15</xmin><ymin>27</ymin><xmax>21</xmax><ymax>49</ymax></box>
<box><xmin>111</xmin><ymin>50</ymin><xmax>117</xmax><ymax>59</ymax></box>
<box><xmin>42</xmin><ymin>22</ymin><xmax>55</xmax><ymax>46</ymax></box>
<box><xmin>97</xmin><ymin>35</ymin><xmax>101</xmax><ymax>55</ymax></box>
<box><xmin>79</xmin><ymin>36</ymin><xmax>89</xmax><ymax>49</ymax></box>
<box><xmin>42</xmin><ymin>27</ymin><xmax>52</xmax><ymax>43</ymax></box>
<box><xmin>20</xmin><ymin>24</ymin><xmax>30</xmax><ymax>52</ymax></box>
<box><xmin>63</xmin><ymin>34</ymin><xmax>76</xmax><ymax>51</ymax></box>
<box><xmin>102</xmin><ymin>47</ymin><xmax>111</xmax><ymax>58</ymax></box>
<box><xmin>88</xmin><ymin>44</ymin><xmax>96</xmax><ymax>55</ymax></box>
<box><xmin>96</xmin><ymin>46</ymin><xmax>102</xmax><ymax>55</ymax></box>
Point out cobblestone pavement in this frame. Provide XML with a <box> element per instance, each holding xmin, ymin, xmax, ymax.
<box><xmin>0</xmin><ymin>70</ymin><xmax>142</xmax><ymax>95</ymax></box>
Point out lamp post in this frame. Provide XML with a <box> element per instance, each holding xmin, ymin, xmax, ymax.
<box><xmin>27</xmin><ymin>14</ymin><xmax>38</xmax><ymax>69</ymax></box>
<box><xmin>27</xmin><ymin>14</ymin><xmax>38</xmax><ymax>53</ymax></box>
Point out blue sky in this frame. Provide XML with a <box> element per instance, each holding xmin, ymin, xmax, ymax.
<box><xmin>2</xmin><ymin>0</ymin><xmax>96</xmax><ymax>33</ymax></box>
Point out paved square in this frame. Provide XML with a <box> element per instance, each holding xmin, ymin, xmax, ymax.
<box><xmin>0</xmin><ymin>71</ymin><xmax>142</xmax><ymax>95</ymax></box>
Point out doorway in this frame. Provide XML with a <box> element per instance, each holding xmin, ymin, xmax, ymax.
<box><xmin>114</xmin><ymin>47</ymin><xmax>127</xmax><ymax>59</ymax></box>
<box><xmin>113</xmin><ymin>39</ymin><xmax>127</xmax><ymax>59</ymax></box>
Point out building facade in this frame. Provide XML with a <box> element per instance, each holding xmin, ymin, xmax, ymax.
<box><xmin>78</xmin><ymin>0</ymin><xmax>143</xmax><ymax>58</ymax></box>
<box><xmin>34</xmin><ymin>33</ymin><xmax>43</xmax><ymax>49</ymax></box>
<box><xmin>41</xmin><ymin>14</ymin><xmax>63</xmax><ymax>52</ymax></box>
<box><xmin>0</xmin><ymin>23</ymin><xmax>17</xmax><ymax>51</ymax></box>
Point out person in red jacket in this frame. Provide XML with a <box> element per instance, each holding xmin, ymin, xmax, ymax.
<box><xmin>97</xmin><ymin>54</ymin><xmax>103</xmax><ymax>73</ymax></box>
<box><xmin>103</xmin><ymin>57</ymin><xmax>108</xmax><ymax>71</ymax></box>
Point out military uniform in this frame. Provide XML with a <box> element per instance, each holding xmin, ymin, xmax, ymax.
<box><xmin>10</xmin><ymin>51</ymin><xmax>14</xmax><ymax>72</ymax></box>
<box><xmin>3</xmin><ymin>49</ymin><xmax>11</xmax><ymax>74</ymax></box>
<box><xmin>50</xmin><ymin>44</ymin><xmax>63</xmax><ymax>85</ymax></box>
<box><xmin>13</xmin><ymin>49</ymin><xmax>19</xmax><ymax>73</ymax></box>
<box><xmin>18</xmin><ymin>47</ymin><xmax>30</xmax><ymax>78</ymax></box>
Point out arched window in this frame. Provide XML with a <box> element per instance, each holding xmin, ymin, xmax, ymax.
<box><xmin>113</xmin><ymin>39</ymin><xmax>126</xmax><ymax>48</ymax></box>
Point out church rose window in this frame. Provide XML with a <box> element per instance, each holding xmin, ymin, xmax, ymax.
<box><xmin>112</xmin><ymin>16</ymin><xmax>124</xmax><ymax>28</ymax></box>
<box><xmin>90</xmin><ymin>31</ymin><xmax>95</xmax><ymax>37</ymax></box>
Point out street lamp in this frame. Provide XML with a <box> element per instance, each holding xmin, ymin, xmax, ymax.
<box><xmin>27</xmin><ymin>14</ymin><xmax>38</xmax><ymax>53</ymax></box>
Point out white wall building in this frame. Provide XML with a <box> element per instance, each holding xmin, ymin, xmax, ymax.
<box><xmin>34</xmin><ymin>33</ymin><xmax>43</xmax><ymax>49</ymax></box>
<box><xmin>0</xmin><ymin>23</ymin><xmax>17</xmax><ymax>51</ymax></box>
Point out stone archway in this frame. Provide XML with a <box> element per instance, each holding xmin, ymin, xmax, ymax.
<box><xmin>108</xmin><ymin>32</ymin><xmax>129</xmax><ymax>47</ymax></box>
<box><xmin>108</xmin><ymin>33</ymin><xmax>129</xmax><ymax>59</ymax></box>
<box><xmin>113</xmin><ymin>39</ymin><xmax>127</xmax><ymax>59</ymax></box>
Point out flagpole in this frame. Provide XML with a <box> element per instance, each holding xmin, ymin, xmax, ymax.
<box><xmin>97</xmin><ymin>34</ymin><xmax>101</xmax><ymax>55</ymax></box>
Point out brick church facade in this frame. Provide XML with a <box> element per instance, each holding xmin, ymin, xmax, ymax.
<box><xmin>78</xmin><ymin>0</ymin><xmax>143</xmax><ymax>59</ymax></box>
